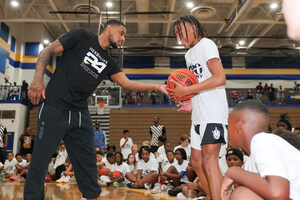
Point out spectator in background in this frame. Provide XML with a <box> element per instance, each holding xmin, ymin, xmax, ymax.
<box><xmin>3</xmin><ymin>152</ymin><xmax>17</xmax><ymax>178</ymax></box>
<box><xmin>54</xmin><ymin>143</ymin><xmax>68</xmax><ymax>181</ymax></box>
<box><xmin>2</xmin><ymin>77</ymin><xmax>11</xmax><ymax>100</ymax></box>
<box><xmin>149</xmin><ymin>116</ymin><xmax>166</xmax><ymax>153</ymax></box>
<box><xmin>294</xmin><ymin>81</ymin><xmax>300</xmax><ymax>91</ymax></box>
<box><xmin>268</xmin><ymin>83</ymin><xmax>276</xmax><ymax>103</ymax></box>
<box><xmin>106</xmin><ymin>145</ymin><xmax>116</xmax><ymax>154</ymax></box>
<box><xmin>10</xmin><ymin>82</ymin><xmax>19</xmax><ymax>100</ymax></box>
<box><xmin>21</xmin><ymin>80</ymin><xmax>29</xmax><ymax>102</ymax></box>
<box><xmin>263</xmin><ymin>83</ymin><xmax>269</xmax><ymax>92</ymax></box>
<box><xmin>94</xmin><ymin>122</ymin><xmax>106</xmax><ymax>151</ymax></box>
<box><xmin>156</xmin><ymin>136</ymin><xmax>166</xmax><ymax>159</ymax></box>
<box><xmin>19</xmin><ymin>127</ymin><xmax>35</xmax><ymax>156</ymax></box>
<box><xmin>246</xmin><ymin>89</ymin><xmax>253</xmax><ymax>100</ymax></box>
<box><xmin>277</xmin><ymin>113</ymin><xmax>293</xmax><ymax>131</ymax></box>
<box><xmin>0</xmin><ymin>122</ymin><xmax>8</xmax><ymax>164</ymax></box>
<box><xmin>46</xmin><ymin>152</ymin><xmax>57</xmax><ymax>182</ymax></box>
<box><xmin>255</xmin><ymin>82</ymin><xmax>263</xmax><ymax>102</ymax></box>
<box><xmin>120</xmin><ymin>129</ymin><xmax>133</xmax><ymax>160</ymax></box>
<box><xmin>174</xmin><ymin>135</ymin><xmax>191</xmax><ymax>161</ymax></box>
<box><xmin>277</xmin><ymin>85</ymin><xmax>285</xmax><ymax>104</ymax></box>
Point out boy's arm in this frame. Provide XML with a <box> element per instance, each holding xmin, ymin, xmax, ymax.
<box><xmin>223</xmin><ymin>166</ymin><xmax>289</xmax><ymax>200</ymax></box>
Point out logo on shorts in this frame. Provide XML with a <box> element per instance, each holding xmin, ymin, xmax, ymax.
<box><xmin>212</xmin><ymin>127</ymin><xmax>220</xmax><ymax>140</ymax></box>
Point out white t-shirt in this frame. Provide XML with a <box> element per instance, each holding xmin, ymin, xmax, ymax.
<box><xmin>185</xmin><ymin>38</ymin><xmax>228</xmax><ymax>125</ymax></box>
<box><xmin>172</xmin><ymin>160</ymin><xmax>189</xmax><ymax>183</ymax></box>
<box><xmin>174</xmin><ymin>145</ymin><xmax>191</xmax><ymax>161</ymax></box>
<box><xmin>0</xmin><ymin>162</ymin><xmax>3</xmax><ymax>168</ymax></box>
<box><xmin>128</xmin><ymin>163</ymin><xmax>136</xmax><ymax>173</ymax></box>
<box><xmin>157</xmin><ymin>154</ymin><xmax>174</xmax><ymax>172</ymax></box>
<box><xmin>54</xmin><ymin>149</ymin><xmax>68</xmax><ymax>169</ymax></box>
<box><xmin>156</xmin><ymin>145</ymin><xmax>165</xmax><ymax>158</ymax></box>
<box><xmin>244</xmin><ymin>133</ymin><xmax>300</xmax><ymax>199</ymax></box>
<box><xmin>4</xmin><ymin>158</ymin><xmax>18</xmax><ymax>173</ymax></box>
<box><xmin>113</xmin><ymin>162</ymin><xmax>130</xmax><ymax>176</ymax></box>
<box><xmin>120</xmin><ymin>138</ymin><xmax>133</xmax><ymax>159</ymax></box>
<box><xmin>103</xmin><ymin>159</ymin><xmax>115</xmax><ymax>171</ymax></box>
<box><xmin>17</xmin><ymin>159</ymin><xmax>27</xmax><ymax>168</ymax></box>
<box><xmin>137</xmin><ymin>157</ymin><xmax>158</xmax><ymax>178</ymax></box>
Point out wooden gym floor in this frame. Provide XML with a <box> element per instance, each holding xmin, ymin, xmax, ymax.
<box><xmin>0</xmin><ymin>180</ymin><xmax>178</xmax><ymax>200</ymax></box>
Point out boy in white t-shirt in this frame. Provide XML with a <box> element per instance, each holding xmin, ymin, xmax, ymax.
<box><xmin>4</xmin><ymin>152</ymin><xmax>18</xmax><ymax>178</ymax></box>
<box><xmin>221</xmin><ymin>101</ymin><xmax>300</xmax><ymax>200</ymax></box>
<box><xmin>120</xmin><ymin>129</ymin><xmax>133</xmax><ymax>160</ymax></box>
<box><xmin>168</xmin><ymin>15</ymin><xmax>228</xmax><ymax>200</ymax></box>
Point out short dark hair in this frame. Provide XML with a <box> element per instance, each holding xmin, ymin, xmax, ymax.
<box><xmin>15</xmin><ymin>153</ymin><xmax>22</xmax><ymax>157</ymax></box>
<box><xmin>175</xmin><ymin>148</ymin><xmax>187</xmax><ymax>160</ymax></box>
<box><xmin>165</xmin><ymin>150</ymin><xmax>174</xmax><ymax>155</ymax></box>
<box><xmin>104</xmin><ymin>19</ymin><xmax>126</xmax><ymax>29</ymax></box>
<box><xmin>158</xmin><ymin>136</ymin><xmax>166</xmax><ymax>143</ymax></box>
<box><xmin>233</xmin><ymin>100</ymin><xmax>269</xmax><ymax>117</ymax></box>
<box><xmin>123</xmin><ymin>129</ymin><xmax>129</xmax><ymax>134</ymax></box>
<box><xmin>106</xmin><ymin>152</ymin><xmax>115</xmax><ymax>158</ymax></box>
<box><xmin>173</xmin><ymin>15</ymin><xmax>207</xmax><ymax>43</ymax></box>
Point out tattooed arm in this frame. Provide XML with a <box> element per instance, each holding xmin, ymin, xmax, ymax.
<box><xmin>28</xmin><ymin>40</ymin><xmax>64</xmax><ymax>104</ymax></box>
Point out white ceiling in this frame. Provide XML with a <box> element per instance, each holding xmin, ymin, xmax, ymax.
<box><xmin>1</xmin><ymin>0</ymin><xmax>300</xmax><ymax>57</ymax></box>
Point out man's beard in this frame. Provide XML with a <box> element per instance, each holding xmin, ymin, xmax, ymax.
<box><xmin>110</xmin><ymin>42</ymin><xmax>118</xmax><ymax>49</ymax></box>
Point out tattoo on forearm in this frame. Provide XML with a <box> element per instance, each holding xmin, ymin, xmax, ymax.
<box><xmin>34</xmin><ymin>41</ymin><xmax>60</xmax><ymax>80</ymax></box>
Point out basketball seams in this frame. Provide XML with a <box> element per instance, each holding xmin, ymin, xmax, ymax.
<box><xmin>177</xmin><ymin>70</ymin><xmax>198</xmax><ymax>85</ymax></box>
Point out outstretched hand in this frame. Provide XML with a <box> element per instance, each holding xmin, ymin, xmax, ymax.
<box><xmin>166</xmin><ymin>79</ymin><xmax>186</xmax><ymax>101</ymax></box>
<box><xmin>177</xmin><ymin>100</ymin><xmax>192</xmax><ymax>113</ymax></box>
<box><xmin>159</xmin><ymin>84</ymin><xmax>168</xmax><ymax>96</ymax></box>
<box><xmin>28</xmin><ymin>78</ymin><xmax>46</xmax><ymax>105</ymax></box>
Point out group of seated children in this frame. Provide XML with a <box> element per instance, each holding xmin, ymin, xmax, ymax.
<box><xmin>0</xmin><ymin>152</ymin><xmax>31</xmax><ymax>181</ymax></box>
<box><xmin>94</xmin><ymin>133</ymin><xmax>246</xmax><ymax>200</ymax></box>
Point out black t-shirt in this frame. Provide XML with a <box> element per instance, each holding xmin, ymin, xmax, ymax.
<box><xmin>45</xmin><ymin>28</ymin><xmax>121</xmax><ymax>111</ymax></box>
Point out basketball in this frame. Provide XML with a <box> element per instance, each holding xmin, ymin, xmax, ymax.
<box><xmin>167</xmin><ymin>69</ymin><xmax>199</xmax><ymax>101</ymax></box>
<box><xmin>110</xmin><ymin>171</ymin><xmax>122</xmax><ymax>179</ymax></box>
<box><xmin>100</xmin><ymin>168</ymin><xmax>111</xmax><ymax>176</ymax></box>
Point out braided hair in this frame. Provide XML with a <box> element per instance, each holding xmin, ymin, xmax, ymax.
<box><xmin>277</xmin><ymin>113</ymin><xmax>292</xmax><ymax>131</ymax></box>
<box><xmin>173</xmin><ymin>15</ymin><xmax>207</xmax><ymax>43</ymax></box>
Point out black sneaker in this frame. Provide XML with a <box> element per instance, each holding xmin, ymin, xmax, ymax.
<box><xmin>167</xmin><ymin>189</ymin><xmax>182</xmax><ymax>196</ymax></box>
<box><xmin>127</xmin><ymin>182</ymin><xmax>134</xmax><ymax>188</ymax></box>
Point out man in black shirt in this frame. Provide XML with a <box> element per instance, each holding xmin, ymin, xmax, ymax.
<box><xmin>255</xmin><ymin>82</ymin><xmax>263</xmax><ymax>102</ymax></box>
<box><xmin>24</xmin><ymin>20</ymin><xmax>167</xmax><ymax>200</ymax></box>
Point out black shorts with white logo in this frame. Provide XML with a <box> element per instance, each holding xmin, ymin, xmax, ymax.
<box><xmin>190</xmin><ymin>123</ymin><xmax>227</xmax><ymax>150</ymax></box>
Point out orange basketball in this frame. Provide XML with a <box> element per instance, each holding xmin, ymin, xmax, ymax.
<box><xmin>167</xmin><ymin>69</ymin><xmax>199</xmax><ymax>101</ymax></box>
<box><xmin>110</xmin><ymin>171</ymin><xmax>122</xmax><ymax>179</ymax></box>
<box><xmin>100</xmin><ymin>168</ymin><xmax>111</xmax><ymax>176</ymax></box>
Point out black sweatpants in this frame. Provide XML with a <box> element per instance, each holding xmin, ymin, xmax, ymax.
<box><xmin>24</xmin><ymin>103</ymin><xmax>101</xmax><ymax>199</ymax></box>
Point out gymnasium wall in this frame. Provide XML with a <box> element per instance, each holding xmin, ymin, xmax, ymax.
<box><xmin>0</xmin><ymin>22</ymin><xmax>54</xmax><ymax>85</ymax></box>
